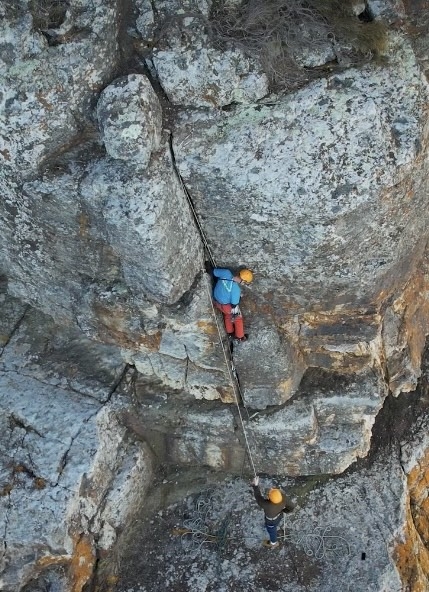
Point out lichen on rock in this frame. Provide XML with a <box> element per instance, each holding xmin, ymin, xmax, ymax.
<box><xmin>96</xmin><ymin>74</ymin><xmax>163</xmax><ymax>166</ymax></box>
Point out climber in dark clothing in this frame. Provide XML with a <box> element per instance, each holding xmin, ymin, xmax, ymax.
<box><xmin>252</xmin><ymin>476</ymin><xmax>294</xmax><ymax>548</ymax></box>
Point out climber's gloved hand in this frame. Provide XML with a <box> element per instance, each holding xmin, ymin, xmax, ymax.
<box><xmin>231</xmin><ymin>305</ymin><xmax>240</xmax><ymax>315</ymax></box>
<box><xmin>252</xmin><ymin>476</ymin><xmax>259</xmax><ymax>487</ymax></box>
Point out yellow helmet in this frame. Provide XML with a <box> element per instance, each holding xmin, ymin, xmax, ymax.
<box><xmin>268</xmin><ymin>488</ymin><xmax>283</xmax><ymax>504</ymax></box>
<box><xmin>239</xmin><ymin>269</ymin><xmax>254</xmax><ymax>283</ymax></box>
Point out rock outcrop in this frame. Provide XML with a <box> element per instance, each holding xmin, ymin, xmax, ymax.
<box><xmin>2</xmin><ymin>0</ymin><xmax>429</xmax><ymax>588</ymax></box>
<box><xmin>0</xmin><ymin>298</ymin><xmax>153</xmax><ymax>592</ymax></box>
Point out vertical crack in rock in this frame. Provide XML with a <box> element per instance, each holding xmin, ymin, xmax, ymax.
<box><xmin>1</xmin><ymin>492</ymin><xmax>10</xmax><ymax>562</ymax></box>
<box><xmin>55</xmin><ymin>364</ymin><xmax>130</xmax><ymax>486</ymax></box>
<box><xmin>167</xmin><ymin>132</ymin><xmax>212</xmax><ymax>261</ymax></box>
<box><xmin>0</xmin><ymin>305</ymin><xmax>30</xmax><ymax>358</ymax></box>
<box><xmin>105</xmin><ymin>363</ymin><xmax>131</xmax><ymax>403</ymax></box>
<box><xmin>183</xmin><ymin>345</ymin><xmax>190</xmax><ymax>388</ymax></box>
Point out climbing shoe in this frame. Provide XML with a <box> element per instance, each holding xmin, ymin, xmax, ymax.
<box><xmin>235</xmin><ymin>334</ymin><xmax>248</xmax><ymax>343</ymax></box>
<box><xmin>263</xmin><ymin>540</ymin><xmax>280</xmax><ymax>549</ymax></box>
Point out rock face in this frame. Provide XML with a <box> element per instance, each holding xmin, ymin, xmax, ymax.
<box><xmin>0</xmin><ymin>299</ymin><xmax>153</xmax><ymax>592</ymax></box>
<box><xmin>152</xmin><ymin>16</ymin><xmax>269</xmax><ymax>107</ymax></box>
<box><xmin>96</xmin><ymin>74</ymin><xmax>162</xmax><ymax>166</ymax></box>
<box><xmin>2</xmin><ymin>0</ymin><xmax>429</xmax><ymax>588</ymax></box>
<box><xmin>173</xmin><ymin>38</ymin><xmax>429</xmax><ymax>310</ymax></box>
<box><xmin>1</xmin><ymin>0</ymin><xmax>429</xmax><ymax>460</ymax></box>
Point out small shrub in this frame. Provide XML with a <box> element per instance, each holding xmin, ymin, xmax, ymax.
<box><xmin>209</xmin><ymin>0</ymin><xmax>389</xmax><ymax>88</ymax></box>
<box><xmin>29</xmin><ymin>0</ymin><xmax>69</xmax><ymax>30</ymax></box>
<box><xmin>0</xmin><ymin>483</ymin><xmax>13</xmax><ymax>496</ymax></box>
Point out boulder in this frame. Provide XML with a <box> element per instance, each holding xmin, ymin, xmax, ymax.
<box><xmin>96</xmin><ymin>74</ymin><xmax>162</xmax><ymax>166</ymax></box>
<box><xmin>0</xmin><ymin>0</ymin><xmax>119</xmax><ymax>174</ymax></box>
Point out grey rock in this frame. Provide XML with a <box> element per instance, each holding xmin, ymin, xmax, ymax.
<box><xmin>0</xmin><ymin>0</ymin><xmax>119</xmax><ymax>174</ymax></box>
<box><xmin>96</xmin><ymin>74</ymin><xmax>163</xmax><ymax>166</ymax></box>
<box><xmin>83</xmin><ymin>145</ymin><xmax>203</xmax><ymax>304</ymax></box>
<box><xmin>135</xmin><ymin>0</ymin><xmax>155</xmax><ymax>40</ymax></box>
<box><xmin>0</xmin><ymin>307</ymin><xmax>126</xmax><ymax>402</ymax></box>
<box><xmin>152</xmin><ymin>17</ymin><xmax>268</xmax><ymax>107</ymax></box>
<box><xmin>0</xmin><ymin>317</ymin><xmax>153</xmax><ymax>591</ymax></box>
<box><xmin>172</xmin><ymin>38</ymin><xmax>429</xmax><ymax>309</ymax></box>
<box><xmin>234</xmin><ymin>317</ymin><xmax>306</xmax><ymax>409</ymax></box>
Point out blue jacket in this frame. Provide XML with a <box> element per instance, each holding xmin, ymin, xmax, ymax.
<box><xmin>213</xmin><ymin>268</ymin><xmax>241</xmax><ymax>306</ymax></box>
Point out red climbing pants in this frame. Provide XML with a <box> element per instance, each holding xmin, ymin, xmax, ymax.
<box><xmin>213</xmin><ymin>302</ymin><xmax>245</xmax><ymax>339</ymax></box>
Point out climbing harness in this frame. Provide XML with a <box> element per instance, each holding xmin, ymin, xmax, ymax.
<box><xmin>175</xmin><ymin>166</ymin><xmax>258</xmax><ymax>479</ymax></box>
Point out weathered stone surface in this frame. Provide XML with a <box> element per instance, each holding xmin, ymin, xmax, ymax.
<box><xmin>127</xmin><ymin>273</ymin><xmax>236</xmax><ymax>401</ymax></box>
<box><xmin>0</xmin><ymin>0</ymin><xmax>119</xmax><ymax>174</ymax></box>
<box><xmin>152</xmin><ymin>17</ymin><xmax>269</xmax><ymax>107</ymax></box>
<box><xmin>135</xmin><ymin>0</ymin><xmax>155</xmax><ymax>41</ymax></box>
<box><xmin>299</xmin><ymin>311</ymin><xmax>383</xmax><ymax>373</ymax></box>
<box><xmin>0</xmin><ymin>304</ymin><xmax>153</xmax><ymax>592</ymax></box>
<box><xmin>82</xmin><ymin>144</ymin><xmax>203</xmax><ymax>304</ymax></box>
<box><xmin>128</xmin><ymin>367</ymin><xmax>386</xmax><ymax>476</ymax></box>
<box><xmin>0</xmin><ymin>293</ymin><xmax>28</xmax><ymax>354</ymax></box>
<box><xmin>0</xmin><ymin>306</ymin><xmax>126</xmax><ymax>402</ymax></box>
<box><xmin>234</xmin><ymin>317</ymin><xmax>306</xmax><ymax>409</ymax></box>
<box><xmin>382</xmin><ymin>252</ymin><xmax>429</xmax><ymax>395</ymax></box>
<box><xmin>3</xmin><ymin>1</ymin><xmax>429</xmax><ymax>589</ymax></box>
<box><xmin>291</xmin><ymin>24</ymin><xmax>336</xmax><ymax>67</ymax></box>
<box><xmin>96</xmin><ymin>74</ymin><xmax>162</xmax><ymax>166</ymax></box>
<box><xmin>248</xmin><ymin>368</ymin><xmax>386</xmax><ymax>475</ymax></box>
<box><xmin>173</xmin><ymin>37</ymin><xmax>429</xmax><ymax>310</ymax></box>
<box><xmin>394</xmin><ymin>410</ymin><xmax>429</xmax><ymax>589</ymax></box>
<box><xmin>402</xmin><ymin>0</ymin><xmax>429</xmax><ymax>80</ymax></box>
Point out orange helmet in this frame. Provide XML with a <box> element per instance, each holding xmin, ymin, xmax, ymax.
<box><xmin>239</xmin><ymin>269</ymin><xmax>254</xmax><ymax>283</ymax></box>
<box><xmin>268</xmin><ymin>488</ymin><xmax>283</xmax><ymax>504</ymax></box>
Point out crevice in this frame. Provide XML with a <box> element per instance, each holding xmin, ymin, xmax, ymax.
<box><xmin>1</xmin><ymin>492</ymin><xmax>11</xmax><ymax>561</ymax></box>
<box><xmin>41</xmin><ymin>26</ymin><xmax>92</xmax><ymax>46</ymax></box>
<box><xmin>52</xmin><ymin>365</ymin><xmax>130</xmax><ymax>487</ymax></box>
<box><xmin>183</xmin><ymin>346</ymin><xmax>190</xmax><ymax>388</ymax></box>
<box><xmin>9</xmin><ymin>413</ymin><xmax>44</xmax><ymax>439</ymax></box>
<box><xmin>55</xmin><ymin>444</ymin><xmax>73</xmax><ymax>485</ymax></box>
<box><xmin>167</xmin><ymin>132</ymin><xmax>214</xmax><ymax>268</ymax></box>
<box><xmin>358</xmin><ymin>5</ymin><xmax>374</xmax><ymax>23</ymax></box>
<box><xmin>0</xmin><ymin>367</ymin><xmax>108</xmax><ymax>404</ymax></box>
<box><xmin>53</xmin><ymin>364</ymin><xmax>133</xmax><ymax>486</ymax></box>
<box><xmin>0</xmin><ymin>304</ymin><xmax>30</xmax><ymax>358</ymax></box>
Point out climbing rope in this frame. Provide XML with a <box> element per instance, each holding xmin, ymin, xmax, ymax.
<box><xmin>179</xmin><ymin>178</ymin><xmax>217</xmax><ymax>268</ymax></box>
<box><xmin>203</xmin><ymin>270</ymin><xmax>258</xmax><ymax>478</ymax></box>
<box><xmin>174</xmin><ymin>160</ymin><xmax>258</xmax><ymax>478</ymax></box>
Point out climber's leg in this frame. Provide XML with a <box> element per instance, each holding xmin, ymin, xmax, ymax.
<box><xmin>214</xmin><ymin>301</ymin><xmax>234</xmax><ymax>334</ymax></box>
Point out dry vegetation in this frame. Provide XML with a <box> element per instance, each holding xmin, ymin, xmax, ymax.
<box><xmin>29</xmin><ymin>0</ymin><xmax>69</xmax><ymax>30</ymax></box>
<box><xmin>208</xmin><ymin>0</ymin><xmax>389</xmax><ymax>87</ymax></box>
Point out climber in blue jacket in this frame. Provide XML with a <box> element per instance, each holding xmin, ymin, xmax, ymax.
<box><xmin>212</xmin><ymin>267</ymin><xmax>254</xmax><ymax>341</ymax></box>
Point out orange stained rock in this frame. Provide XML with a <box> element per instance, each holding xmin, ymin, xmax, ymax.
<box><xmin>216</xmin><ymin>384</ymin><xmax>236</xmax><ymax>404</ymax></box>
<box><xmin>196</xmin><ymin>320</ymin><xmax>218</xmax><ymax>335</ymax></box>
<box><xmin>398</xmin><ymin>273</ymin><xmax>429</xmax><ymax>373</ymax></box>
<box><xmin>69</xmin><ymin>533</ymin><xmax>97</xmax><ymax>592</ymax></box>
<box><xmin>394</xmin><ymin>448</ymin><xmax>429</xmax><ymax>590</ymax></box>
<box><xmin>93</xmin><ymin>302</ymin><xmax>162</xmax><ymax>351</ymax></box>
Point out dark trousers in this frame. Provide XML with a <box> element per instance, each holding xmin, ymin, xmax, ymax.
<box><xmin>265</xmin><ymin>515</ymin><xmax>282</xmax><ymax>543</ymax></box>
